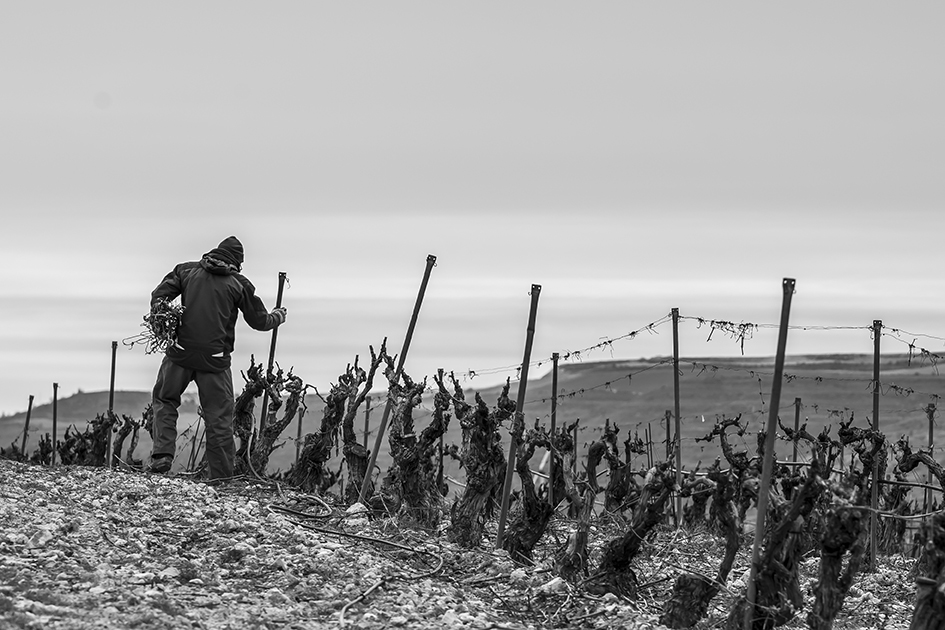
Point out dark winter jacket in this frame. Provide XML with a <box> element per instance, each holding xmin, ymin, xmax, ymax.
<box><xmin>151</xmin><ymin>253</ymin><xmax>278</xmax><ymax>372</ymax></box>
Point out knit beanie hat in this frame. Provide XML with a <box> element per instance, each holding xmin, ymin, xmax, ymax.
<box><xmin>207</xmin><ymin>236</ymin><xmax>244</xmax><ymax>268</ymax></box>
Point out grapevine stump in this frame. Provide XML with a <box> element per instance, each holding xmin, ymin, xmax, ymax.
<box><xmin>446</xmin><ymin>375</ymin><xmax>512</xmax><ymax>549</ymax></box>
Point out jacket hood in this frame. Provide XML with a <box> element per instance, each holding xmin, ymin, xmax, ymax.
<box><xmin>200</xmin><ymin>254</ymin><xmax>240</xmax><ymax>275</ymax></box>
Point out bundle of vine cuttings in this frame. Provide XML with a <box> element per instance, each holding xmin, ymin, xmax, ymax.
<box><xmin>123</xmin><ymin>298</ymin><xmax>185</xmax><ymax>354</ymax></box>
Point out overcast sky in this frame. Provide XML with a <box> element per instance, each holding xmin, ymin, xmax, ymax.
<box><xmin>1</xmin><ymin>2</ymin><xmax>943</xmax><ymax>413</ymax></box>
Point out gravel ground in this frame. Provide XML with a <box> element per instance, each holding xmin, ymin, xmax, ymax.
<box><xmin>0</xmin><ymin>459</ymin><xmax>919</xmax><ymax>629</ymax></box>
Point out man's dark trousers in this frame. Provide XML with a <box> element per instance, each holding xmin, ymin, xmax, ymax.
<box><xmin>151</xmin><ymin>355</ymin><xmax>235</xmax><ymax>480</ymax></box>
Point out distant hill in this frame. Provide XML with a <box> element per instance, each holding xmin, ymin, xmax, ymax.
<box><xmin>3</xmin><ymin>353</ymin><xmax>943</xmax><ymax>480</ymax></box>
<box><xmin>0</xmin><ymin>390</ymin><xmax>195</xmax><ymax>426</ymax></box>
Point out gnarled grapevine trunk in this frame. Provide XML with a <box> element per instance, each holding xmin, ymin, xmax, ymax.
<box><xmin>585</xmin><ymin>461</ymin><xmax>676</xmax><ymax>598</ymax></box>
<box><xmin>879</xmin><ymin>469</ymin><xmax>910</xmax><ymax>555</ymax></box>
<box><xmin>233</xmin><ymin>358</ymin><xmax>267</xmax><ymax>474</ymax></box>
<box><xmin>112</xmin><ymin>410</ymin><xmax>144</xmax><ymax>467</ymax></box>
<box><xmin>0</xmin><ymin>442</ymin><xmax>26</xmax><ymax>462</ymax></box>
<box><xmin>779</xmin><ymin>417</ymin><xmax>842</xmax><ymax>474</ymax></box>
<box><xmin>232</xmin><ymin>358</ymin><xmax>311</xmax><ymax>478</ymax></box>
<box><xmin>595</xmin><ymin>419</ymin><xmax>634</xmax><ymax>513</ymax></box>
<box><xmin>338</xmin><ymin>342</ymin><xmax>386</xmax><ymax>503</ymax></box>
<box><xmin>55</xmin><ymin>412</ymin><xmax>118</xmax><ymax>466</ymax></box>
<box><xmin>378</xmin><ymin>365</ymin><xmax>450</xmax><ymax>528</ymax></box>
<box><xmin>806</xmin><ymin>424</ymin><xmax>889</xmax><ymax>630</ymax></box>
<box><xmin>806</xmin><ymin>491</ymin><xmax>867</xmax><ymax>630</ymax></box>
<box><xmin>30</xmin><ymin>433</ymin><xmax>53</xmax><ymax>466</ymax></box>
<box><xmin>699</xmin><ymin>415</ymin><xmax>760</xmax><ymax>533</ymax></box>
<box><xmin>680</xmin><ymin>470</ymin><xmax>715</xmax><ymax>527</ymax></box>
<box><xmin>554</xmin><ymin>422</ymin><xmax>593</xmax><ymax>582</ymax></box>
<box><xmin>286</xmin><ymin>344</ymin><xmax>385</xmax><ymax>494</ymax></box>
<box><xmin>502</xmin><ymin>417</ymin><xmax>564</xmax><ymax>564</ymax></box>
<box><xmin>837</xmin><ymin>414</ymin><xmax>888</xmax><ymax>497</ymax></box>
<box><xmin>726</xmin><ymin>458</ymin><xmax>826</xmax><ymax>630</ymax></box>
<box><xmin>249</xmin><ymin>368</ymin><xmax>308</xmax><ymax>474</ymax></box>
<box><xmin>661</xmin><ymin>461</ymin><xmax>740</xmax><ymax>628</ymax></box>
<box><xmin>447</xmin><ymin>376</ymin><xmax>512</xmax><ymax>548</ymax></box>
<box><xmin>898</xmin><ymin>437</ymin><xmax>945</xmax><ymax>493</ymax></box>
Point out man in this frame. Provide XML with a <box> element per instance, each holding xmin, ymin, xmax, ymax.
<box><xmin>148</xmin><ymin>236</ymin><xmax>286</xmax><ymax>479</ymax></box>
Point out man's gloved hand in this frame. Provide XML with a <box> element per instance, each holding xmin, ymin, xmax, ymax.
<box><xmin>271</xmin><ymin>307</ymin><xmax>287</xmax><ymax>325</ymax></box>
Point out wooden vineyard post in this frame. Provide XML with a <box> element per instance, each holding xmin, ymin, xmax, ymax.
<box><xmin>926</xmin><ymin>403</ymin><xmax>937</xmax><ymax>513</ymax></box>
<box><xmin>51</xmin><ymin>382</ymin><xmax>59</xmax><ymax>467</ymax></box>
<box><xmin>363</xmin><ymin>396</ymin><xmax>372</xmax><ymax>449</ymax></box>
<box><xmin>870</xmin><ymin>319</ymin><xmax>881</xmax><ymax>572</ymax></box>
<box><xmin>438</xmin><ymin>424</ymin><xmax>444</xmax><ymax>491</ymax></box>
<box><xmin>187</xmin><ymin>421</ymin><xmax>198</xmax><ymax>470</ymax></box>
<box><xmin>548</xmin><ymin>352</ymin><xmax>559</xmax><ymax>507</ymax></box>
<box><xmin>665</xmin><ymin>408</ymin><xmax>676</xmax><ymax>526</ymax></box>
<box><xmin>672</xmin><ymin>307</ymin><xmax>682</xmax><ymax>526</ymax></box>
<box><xmin>20</xmin><ymin>395</ymin><xmax>34</xmax><ymax>459</ymax></box>
<box><xmin>744</xmin><ymin>278</ymin><xmax>795</xmax><ymax>630</ymax></box>
<box><xmin>665</xmin><ymin>410</ymin><xmax>672</xmax><ymax>460</ymax></box>
<box><xmin>495</xmin><ymin>284</ymin><xmax>541</xmax><ymax>550</ymax></box>
<box><xmin>793</xmin><ymin>397</ymin><xmax>801</xmax><ymax>463</ymax></box>
<box><xmin>359</xmin><ymin>254</ymin><xmax>437</xmax><ymax>503</ymax></box>
<box><xmin>295</xmin><ymin>401</ymin><xmax>304</xmax><ymax>465</ymax></box>
<box><xmin>646</xmin><ymin>423</ymin><xmax>653</xmax><ymax>468</ymax></box>
<box><xmin>573</xmin><ymin>419</ymin><xmax>580</xmax><ymax>473</ymax></box>
<box><xmin>107</xmin><ymin>340</ymin><xmax>117</xmax><ymax>468</ymax></box>
<box><xmin>437</xmin><ymin>370</ymin><xmax>445</xmax><ymax>493</ymax></box>
<box><xmin>257</xmin><ymin>272</ymin><xmax>287</xmax><ymax>440</ymax></box>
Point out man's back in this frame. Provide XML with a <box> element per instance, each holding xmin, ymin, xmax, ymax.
<box><xmin>151</xmin><ymin>238</ymin><xmax>276</xmax><ymax>372</ymax></box>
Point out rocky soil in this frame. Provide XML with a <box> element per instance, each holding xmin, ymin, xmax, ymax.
<box><xmin>0</xmin><ymin>459</ymin><xmax>919</xmax><ymax>629</ymax></box>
